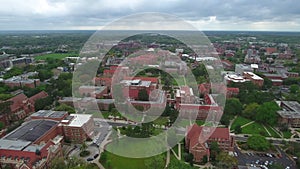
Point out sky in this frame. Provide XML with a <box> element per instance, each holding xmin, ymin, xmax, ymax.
<box><xmin>0</xmin><ymin>0</ymin><xmax>300</xmax><ymax>31</ymax></box>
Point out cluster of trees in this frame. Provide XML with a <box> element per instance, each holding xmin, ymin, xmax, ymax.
<box><xmin>247</xmin><ymin>135</ymin><xmax>271</xmax><ymax>151</ymax></box>
<box><xmin>122</xmin><ymin>123</ymin><xmax>155</xmax><ymax>138</ymax></box>
<box><xmin>50</xmin><ymin>156</ymin><xmax>98</xmax><ymax>169</ymax></box>
<box><xmin>0</xmin><ymin>32</ymin><xmax>91</xmax><ymax>56</ymax></box>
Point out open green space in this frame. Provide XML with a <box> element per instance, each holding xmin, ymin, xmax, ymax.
<box><xmin>35</xmin><ymin>53</ymin><xmax>78</xmax><ymax>60</ymax></box>
<box><xmin>242</xmin><ymin>122</ymin><xmax>268</xmax><ymax>136</ymax></box>
<box><xmin>100</xmin><ymin>151</ymin><xmax>157</xmax><ymax>169</ymax></box>
<box><xmin>264</xmin><ymin>125</ymin><xmax>281</xmax><ymax>138</ymax></box>
<box><xmin>283</xmin><ymin>130</ymin><xmax>293</xmax><ymax>139</ymax></box>
<box><xmin>231</xmin><ymin>116</ymin><xmax>252</xmax><ymax>130</ymax></box>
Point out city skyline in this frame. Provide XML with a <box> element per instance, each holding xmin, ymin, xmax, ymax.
<box><xmin>0</xmin><ymin>0</ymin><xmax>300</xmax><ymax>31</ymax></box>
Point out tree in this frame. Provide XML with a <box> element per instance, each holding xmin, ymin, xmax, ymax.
<box><xmin>247</xmin><ymin>135</ymin><xmax>270</xmax><ymax>151</ymax></box>
<box><xmin>34</xmin><ymin>96</ymin><xmax>53</xmax><ymax>111</ymax></box>
<box><xmin>290</xmin><ymin>84</ymin><xmax>300</xmax><ymax>94</ymax></box>
<box><xmin>224</xmin><ymin>98</ymin><xmax>243</xmax><ymax>115</ymax></box>
<box><xmin>234</xmin><ymin>125</ymin><xmax>242</xmax><ymax>134</ymax></box>
<box><xmin>183</xmin><ymin>153</ymin><xmax>194</xmax><ymax>166</ymax></box>
<box><xmin>0</xmin><ymin>122</ymin><xmax>4</xmax><ymax>130</ymax></box>
<box><xmin>215</xmin><ymin>152</ymin><xmax>238</xmax><ymax>169</ymax></box>
<box><xmin>255</xmin><ymin>101</ymin><xmax>280</xmax><ymax>126</ymax></box>
<box><xmin>242</xmin><ymin>103</ymin><xmax>259</xmax><ymax>120</ymax></box>
<box><xmin>54</xmin><ymin>104</ymin><xmax>75</xmax><ymax>114</ymax></box>
<box><xmin>80</xmin><ymin>142</ymin><xmax>87</xmax><ymax>152</ymax></box>
<box><xmin>138</xmin><ymin>89</ymin><xmax>149</xmax><ymax>101</ymax></box>
<box><xmin>209</xmin><ymin>141</ymin><xmax>220</xmax><ymax>161</ymax></box>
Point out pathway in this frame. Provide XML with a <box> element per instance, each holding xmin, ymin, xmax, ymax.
<box><xmin>241</xmin><ymin>121</ymin><xmax>255</xmax><ymax>128</ymax></box>
<box><xmin>263</xmin><ymin>125</ymin><xmax>272</xmax><ymax>136</ymax></box>
<box><xmin>165</xmin><ymin>149</ymin><xmax>170</xmax><ymax>168</ymax></box>
<box><xmin>229</xmin><ymin>116</ymin><xmax>237</xmax><ymax>131</ymax></box>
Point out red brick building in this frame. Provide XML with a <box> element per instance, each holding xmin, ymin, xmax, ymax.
<box><xmin>0</xmin><ymin>120</ymin><xmax>63</xmax><ymax>169</ymax></box>
<box><xmin>243</xmin><ymin>72</ymin><xmax>264</xmax><ymax>87</ymax></box>
<box><xmin>185</xmin><ymin>124</ymin><xmax>234</xmax><ymax>162</ymax></box>
<box><xmin>79</xmin><ymin>85</ymin><xmax>108</xmax><ymax>98</ymax></box>
<box><xmin>175</xmin><ymin>86</ymin><xmax>222</xmax><ymax>120</ymax></box>
<box><xmin>58</xmin><ymin>97</ymin><xmax>114</xmax><ymax>111</ymax></box>
<box><xmin>198</xmin><ymin>83</ymin><xmax>239</xmax><ymax>98</ymax></box>
<box><xmin>120</xmin><ymin>77</ymin><xmax>158</xmax><ymax>100</ymax></box>
<box><xmin>61</xmin><ymin>114</ymin><xmax>94</xmax><ymax>143</ymax></box>
<box><xmin>0</xmin><ymin>91</ymin><xmax>48</xmax><ymax>126</ymax></box>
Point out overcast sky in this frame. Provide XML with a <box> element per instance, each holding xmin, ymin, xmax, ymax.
<box><xmin>0</xmin><ymin>0</ymin><xmax>300</xmax><ymax>31</ymax></box>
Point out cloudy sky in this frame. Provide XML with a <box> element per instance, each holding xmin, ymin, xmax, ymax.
<box><xmin>0</xmin><ymin>0</ymin><xmax>300</xmax><ymax>31</ymax></box>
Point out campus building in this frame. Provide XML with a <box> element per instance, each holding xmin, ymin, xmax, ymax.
<box><xmin>3</xmin><ymin>72</ymin><xmax>40</xmax><ymax>88</ymax></box>
<box><xmin>185</xmin><ymin>124</ymin><xmax>234</xmax><ymax>162</ymax></box>
<box><xmin>277</xmin><ymin>101</ymin><xmax>300</xmax><ymax>128</ymax></box>
<box><xmin>0</xmin><ymin>120</ymin><xmax>63</xmax><ymax>169</ymax></box>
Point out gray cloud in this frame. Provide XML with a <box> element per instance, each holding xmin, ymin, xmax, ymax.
<box><xmin>0</xmin><ymin>0</ymin><xmax>299</xmax><ymax>30</ymax></box>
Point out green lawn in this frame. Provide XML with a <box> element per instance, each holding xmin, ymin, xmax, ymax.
<box><xmin>264</xmin><ymin>125</ymin><xmax>281</xmax><ymax>138</ymax></box>
<box><xmin>35</xmin><ymin>53</ymin><xmax>78</xmax><ymax>60</ymax></box>
<box><xmin>283</xmin><ymin>130</ymin><xmax>293</xmax><ymax>139</ymax></box>
<box><xmin>231</xmin><ymin>116</ymin><xmax>252</xmax><ymax>130</ymax></box>
<box><xmin>242</xmin><ymin>122</ymin><xmax>268</xmax><ymax>136</ymax></box>
<box><xmin>100</xmin><ymin>151</ymin><xmax>158</xmax><ymax>169</ymax></box>
<box><xmin>195</xmin><ymin>120</ymin><xmax>205</xmax><ymax>126</ymax></box>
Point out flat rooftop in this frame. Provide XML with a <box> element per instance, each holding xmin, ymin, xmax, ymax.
<box><xmin>66</xmin><ymin>114</ymin><xmax>92</xmax><ymax>127</ymax></box>
<box><xmin>4</xmin><ymin>120</ymin><xmax>58</xmax><ymax>142</ymax></box>
<box><xmin>278</xmin><ymin>101</ymin><xmax>300</xmax><ymax>119</ymax></box>
<box><xmin>31</xmin><ymin>110</ymin><xmax>68</xmax><ymax>119</ymax></box>
<box><xmin>120</xmin><ymin>79</ymin><xmax>151</xmax><ymax>87</ymax></box>
<box><xmin>281</xmin><ymin>101</ymin><xmax>300</xmax><ymax>112</ymax></box>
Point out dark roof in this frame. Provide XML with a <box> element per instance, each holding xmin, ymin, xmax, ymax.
<box><xmin>5</xmin><ymin>120</ymin><xmax>58</xmax><ymax>142</ymax></box>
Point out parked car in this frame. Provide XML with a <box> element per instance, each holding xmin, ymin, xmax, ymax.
<box><xmin>94</xmin><ymin>154</ymin><xmax>99</xmax><ymax>159</ymax></box>
<box><xmin>87</xmin><ymin>158</ymin><xmax>93</xmax><ymax>162</ymax></box>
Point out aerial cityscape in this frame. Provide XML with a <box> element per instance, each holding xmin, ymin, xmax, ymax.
<box><xmin>0</xmin><ymin>1</ymin><xmax>300</xmax><ymax>169</ymax></box>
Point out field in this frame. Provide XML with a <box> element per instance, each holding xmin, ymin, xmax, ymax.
<box><xmin>242</xmin><ymin>122</ymin><xmax>268</xmax><ymax>135</ymax></box>
<box><xmin>231</xmin><ymin>116</ymin><xmax>252</xmax><ymax>130</ymax></box>
<box><xmin>35</xmin><ymin>53</ymin><xmax>78</xmax><ymax>60</ymax></box>
<box><xmin>264</xmin><ymin>125</ymin><xmax>281</xmax><ymax>138</ymax></box>
<box><xmin>100</xmin><ymin>151</ymin><xmax>165</xmax><ymax>169</ymax></box>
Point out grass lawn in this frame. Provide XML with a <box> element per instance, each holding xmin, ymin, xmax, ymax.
<box><xmin>35</xmin><ymin>53</ymin><xmax>78</xmax><ymax>60</ymax></box>
<box><xmin>231</xmin><ymin>116</ymin><xmax>252</xmax><ymax>130</ymax></box>
<box><xmin>283</xmin><ymin>130</ymin><xmax>293</xmax><ymax>139</ymax></box>
<box><xmin>195</xmin><ymin>120</ymin><xmax>205</xmax><ymax>126</ymax></box>
<box><xmin>153</xmin><ymin>117</ymin><xmax>169</xmax><ymax>126</ymax></box>
<box><xmin>241</xmin><ymin>122</ymin><xmax>268</xmax><ymax>136</ymax></box>
<box><xmin>100</xmin><ymin>151</ymin><xmax>161</xmax><ymax>169</ymax></box>
<box><xmin>264</xmin><ymin>125</ymin><xmax>281</xmax><ymax>138</ymax></box>
<box><xmin>90</xmin><ymin>111</ymin><xmax>109</xmax><ymax>118</ymax></box>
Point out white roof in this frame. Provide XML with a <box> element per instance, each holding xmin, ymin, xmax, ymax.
<box><xmin>68</xmin><ymin>114</ymin><xmax>92</xmax><ymax>127</ymax></box>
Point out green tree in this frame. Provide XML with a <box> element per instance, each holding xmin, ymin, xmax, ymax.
<box><xmin>242</xmin><ymin>103</ymin><xmax>259</xmax><ymax>120</ymax></box>
<box><xmin>247</xmin><ymin>135</ymin><xmax>270</xmax><ymax>151</ymax></box>
<box><xmin>210</xmin><ymin>141</ymin><xmax>220</xmax><ymax>161</ymax></box>
<box><xmin>290</xmin><ymin>84</ymin><xmax>300</xmax><ymax>94</ymax></box>
<box><xmin>256</xmin><ymin>101</ymin><xmax>280</xmax><ymax>126</ymax></box>
<box><xmin>215</xmin><ymin>151</ymin><xmax>238</xmax><ymax>169</ymax></box>
<box><xmin>234</xmin><ymin>125</ymin><xmax>242</xmax><ymax>134</ymax></box>
<box><xmin>224</xmin><ymin>98</ymin><xmax>243</xmax><ymax>115</ymax></box>
<box><xmin>34</xmin><ymin>96</ymin><xmax>53</xmax><ymax>111</ymax></box>
<box><xmin>54</xmin><ymin>104</ymin><xmax>75</xmax><ymax>114</ymax></box>
<box><xmin>0</xmin><ymin>122</ymin><xmax>4</xmax><ymax>130</ymax></box>
<box><xmin>138</xmin><ymin>89</ymin><xmax>149</xmax><ymax>101</ymax></box>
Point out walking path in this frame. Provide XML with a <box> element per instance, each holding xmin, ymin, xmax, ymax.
<box><xmin>241</xmin><ymin>121</ymin><xmax>255</xmax><ymax>128</ymax></box>
<box><xmin>263</xmin><ymin>125</ymin><xmax>272</xmax><ymax>136</ymax></box>
<box><xmin>229</xmin><ymin>116</ymin><xmax>237</xmax><ymax>131</ymax></box>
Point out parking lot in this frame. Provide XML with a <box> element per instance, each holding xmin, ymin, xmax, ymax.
<box><xmin>234</xmin><ymin>145</ymin><xmax>296</xmax><ymax>169</ymax></box>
